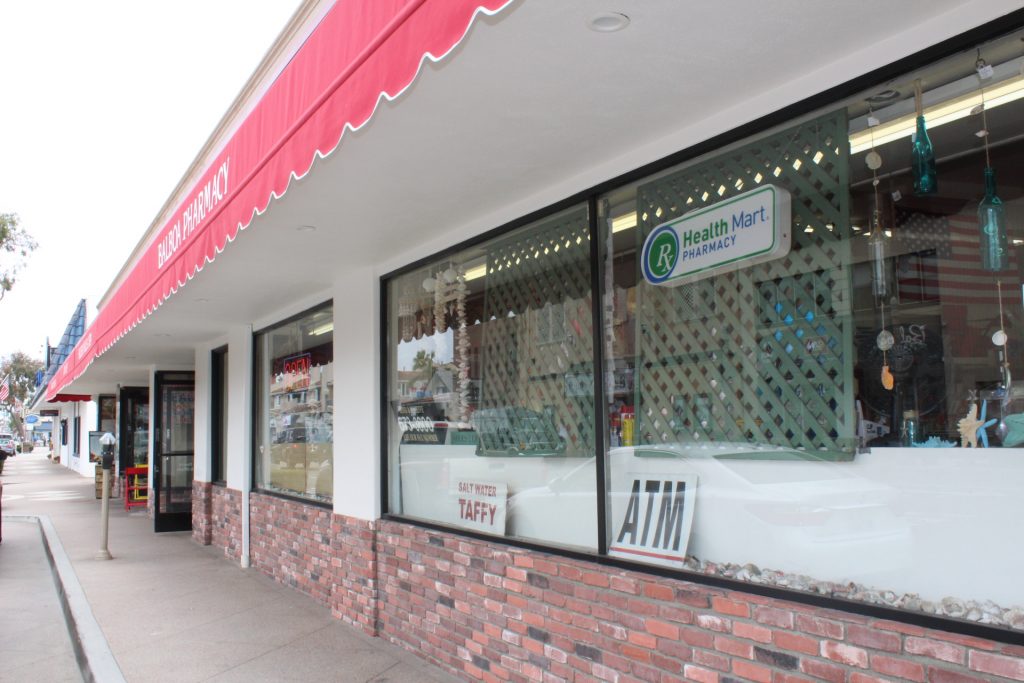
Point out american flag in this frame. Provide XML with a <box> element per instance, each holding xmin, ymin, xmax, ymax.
<box><xmin>0</xmin><ymin>374</ymin><xmax>9</xmax><ymax>402</ymax></box>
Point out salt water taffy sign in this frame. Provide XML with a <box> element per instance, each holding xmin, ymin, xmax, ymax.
<box><xmin>641</xmin><ymin>185</ymin><xmax>792</xmax><ymax>286</ymax></box>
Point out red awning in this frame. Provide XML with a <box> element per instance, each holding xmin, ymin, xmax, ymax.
<box><xmin>46</xmin><ymin>0</ymin><xmax>512</xmax><ymax>402</ymax></box>
<box><xmin>49</xmin><ymin>394</ymin><xmax>92</xmax><ymax>403</ymax></box>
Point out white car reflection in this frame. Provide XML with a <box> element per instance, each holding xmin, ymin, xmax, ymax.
<box><xmin>400</xmin><ymin>439</ymin><xmax>911</xmax><ymax>585</ymax></box>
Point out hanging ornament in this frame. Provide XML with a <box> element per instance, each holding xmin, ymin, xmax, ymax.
<box><xmin>978</xmin><ymin>166</ymin><xmax>1009</xmax><ymax>271</ymax></box>
<box><xmin>865</xmin><ymin>108</ymin><xmax>892</xmax><ymax>303</ymax></box>
<box><xmin>869</xmin><ymin>211</ymin><xmax>891</xmax><ymax>301</ymax></box>
<box><xmin>911</xmin><ymin>80</ymin><xmax>938</xmax><ymax>195</ymax></box>
<box><xmin>994</xmin><ymin>280</ymin><xmax>1013</xmax><ymax>400</ymax></box>
<box><xmin>878</xmin><ymin>301</ymin><xmax>894</xmax><ymax>391</ymax></box>
<box><xmin>974</xmin><ymin>54</ymin><xmax>1009</xmax><ymax>272</ymax></box>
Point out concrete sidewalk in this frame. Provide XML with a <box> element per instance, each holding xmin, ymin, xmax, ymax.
<box><xmin>0</xmin><ymin>450</ymin><xmax>460</xmax><ymax>682</ymax></box>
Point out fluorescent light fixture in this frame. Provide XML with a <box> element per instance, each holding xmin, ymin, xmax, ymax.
<box><xmin>310</xmin><ymin>323</ymin><xmax>333</xmax><ymax>336</ymax></box>
<box><xmin>612</xmin><ymin>212</ymin><xmax>637</xmax><ymax>233</ymax></box>
<box><xmin>850</xmin><ymin>74</ymin><xmax>1024</xmax><ymax>154</ymax></box>
<box><xmin>464</xmin><ymin>264</ymin><xmax>487</xmax><ymax>280</ymax></box>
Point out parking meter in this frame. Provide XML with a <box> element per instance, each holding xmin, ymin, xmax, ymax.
<box><xmin>100</xmin><ymin>432</ymin><xmax>116</xmax><ymax>470</ymax></box>
<box><xmin>97</xmin><ymin>432</ymin><xmax>117</xmax><ymax>560</ymax></box>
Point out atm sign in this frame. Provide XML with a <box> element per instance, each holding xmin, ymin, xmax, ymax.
<box><xmin>609</xmin><ymin>472</ymin><xmax>698</xmax><ymax>568</ymax></box>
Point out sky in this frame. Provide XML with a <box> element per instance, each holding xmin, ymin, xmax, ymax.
<box><xmin>0</xmin><ymin>1</ymin><xmax>302</xmax><ymax>363</ymax></box>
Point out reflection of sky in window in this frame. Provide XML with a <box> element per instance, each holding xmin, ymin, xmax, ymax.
<box><xmin>396</xmin><ymin>328</ymin><xmax>453</xmax><ymax>371</ymax></box>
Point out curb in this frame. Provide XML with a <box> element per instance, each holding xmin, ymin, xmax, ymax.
<box><xmin>3</xmin><ymin>515</ymin><xmax>126</xmax><ymax>683</ymax></box>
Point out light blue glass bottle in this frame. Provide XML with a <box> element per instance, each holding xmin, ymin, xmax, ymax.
<box><xmin>978</xmin><ymin>166</ymin><xmax>1008</xmax><ymax>271</ymax></box>
<box><xmin>911</xmin><ymin>115</ymin><xmax>938</xmax><ymax>195</ymax></box>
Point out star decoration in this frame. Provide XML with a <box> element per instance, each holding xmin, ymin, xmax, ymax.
<box><xmin>976</xmin><ymin>400</ymin><xmax>999</xmax><ymax>448</ymax></box>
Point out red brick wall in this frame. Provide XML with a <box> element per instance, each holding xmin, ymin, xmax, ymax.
<box><xmin>375</xmin><ymin>522</ymin><xmax>1024</xmax><ymax>683</ymax></box>
<box><xmin>195</xmin><ymin>494</ymin><xmax>1024</xmax><ymax>682</ymax></box>
<box><xmin>192</xmin><ymin>481</ymin><xmax>213</xmax><ymax>545</ymax></box>
<box><xmin>247</xmin><ymin>492</ymin><xmax>377</xmax><ymax>635</ymax></box>
<box><xmin>212</xmin><ymin>486</ymin><xmax>242</xmax><ymax>560</ymax></box>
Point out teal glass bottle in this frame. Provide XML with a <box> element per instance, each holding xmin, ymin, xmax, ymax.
<box><xmin>911</xmin><ymin>115</ymin><xmax>938</xmax><ymax>195</ymax></box>
<box><xmin>978</xmin><ymin>166</ymin><xmax>1009</xmax><ymax>271</ymax></box>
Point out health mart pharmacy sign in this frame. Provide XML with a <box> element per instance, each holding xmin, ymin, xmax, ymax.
<box><xmin>641</xmin><ymin>185</ymin><xmax>791</xmax><ymax>286</ymax></box>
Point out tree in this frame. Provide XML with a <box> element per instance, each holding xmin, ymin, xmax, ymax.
<box><xmin>1</xmin><ymin>351</ymin><xmax>44</xmax><ymax>436</ymax></box>
<box><xmin>0</xmin><ymin>213</ymin><xmax>38</xmax><ymax>300</ymax></box>
<box><xmin>412</xmin><ymin>349</ymin><xmax>435</xmax><ymax>374</ymax></box>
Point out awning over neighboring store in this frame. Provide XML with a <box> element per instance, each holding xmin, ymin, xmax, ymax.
<box><xmin>48</xmin><ymin>394</ymin><xmax>92</xmax><ymax>403</ymax></box>
<box><xmin>45</xmin><ymin>0</ymin><xmax>512</xmax><ymax>401</ymax></box>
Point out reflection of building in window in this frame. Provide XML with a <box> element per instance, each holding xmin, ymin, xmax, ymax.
<box><xmin>479</xmin><ymin>209</ymin><xmax>595</xmax><ymax>455</ymax></box>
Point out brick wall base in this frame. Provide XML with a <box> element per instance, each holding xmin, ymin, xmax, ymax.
<box><xmin>194</xmin><ymin>493</ymin><xmax>1024</xmax><ymax>682</ymax></box>
<box><xmin>213</xmin><ymin>486</ymin><xmax>242</xmax><ymax>560</ymax></box>
<box><xmin>192</xmin><ymin>481</ymin><xmax>213</xmax><ymax>545</ymax></box>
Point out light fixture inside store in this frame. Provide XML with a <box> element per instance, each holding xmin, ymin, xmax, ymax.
<box><xmin>464</xmin><ymin>264</ymin><xmax>487</xmax><ymax>280</ymax></box>
<box><xmin>295</xmin><ymin>224</ymin><xmax>317</xmax><ymax>232</ymax></box>
<box><xmin>850</xmin><ymin>71</ymin><xmax>1024</xmax><ymax>154</ymax></box>
<box><xmin>612</xmin><ymin>212</ymin><xmax>637</xmax><ymax>233</ymax></box>
<box><xmin>310</xmin><ymin>323</ymin><xmax>333</xmax><ymax>336</ymax></box>
<box><xmin>587</xmin><ymin>12</ymin><xmax>630</xmax><ymax>32</ymax></box>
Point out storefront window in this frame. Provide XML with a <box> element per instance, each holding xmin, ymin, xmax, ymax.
<box><xmin>601</xmin><ymin>33</ymin><xmax>1024</xmax><ymax>628</ymax></box>
<box><xmin>386</xmin><ymin>206</ymin><xmax>599</xmax><ymax>550</ymax></box>
<box><xmin>254</xmin><ymin>303</ymin><xmax>334</xmax><ymax>503</ymax></box>
<box><xmin>384</xmin><ymin>31</ymin><xmax>1024</xmax><ymax>630</ymax></box>
<box><xmin>98</xmin><ymin>395</ymin><xmax>116</xmax><ymax>433</ymax></box>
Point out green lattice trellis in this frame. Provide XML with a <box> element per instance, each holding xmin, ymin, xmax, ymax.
<box><xmin>634</xmin><ymin>110</ymin><xmax>856</xmax><ymax>456</ymax></box>
<box><xmin>480</xmin><ymin>207</ymin><xmax>596</xmax><ymax>455</ymax></box>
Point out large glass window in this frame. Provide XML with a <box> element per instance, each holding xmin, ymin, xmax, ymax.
<box><xmin>385</xmin><ymin>30</ymin><xmax>1024</xmax><ymax>632</ymax></box>
<box><xmin>387</xmin><ymin>206</ymin><xmax>599</xmax><ymax>550</ymax></box>
<box><xmin>601</xmin><ymin>34</ymin><xmax>1024</xmax><ymax>628</ymax></box>
<box><xmin>254</xmin><ymin>303</ymin><xmax>334</xmax><ymax>503</ymax></box>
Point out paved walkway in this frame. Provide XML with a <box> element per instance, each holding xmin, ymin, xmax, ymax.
<box><xmin>0</xmin><ymin>450</ymin><xmax>460</xmax><ymax>683</ymax></box>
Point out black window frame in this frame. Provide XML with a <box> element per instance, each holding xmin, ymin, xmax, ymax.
<box><xmin>97</xmin><ymin>394</ymin><xmax>116</xmax><ymax>432</ymax></box>
<box><xmin>250</xmin><ymin>300</ymin><xmax>334</xmax><ymax>509</ymax></box>
<box><xmin>211</xmin><ymin>345</ymin><xmax>228</xmax><ymax>485</ymax></box>
<box><xmin>378</xmin><ymin>10</ymin><xmax>1024</xmax><ymax>646</ymax></box>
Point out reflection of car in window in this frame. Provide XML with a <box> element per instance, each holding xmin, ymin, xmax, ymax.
<box><xmin>471</xmin><ymin>408</ymin><xmax>566</xmax><ymax>457</ymax></box>
<box><xmin>399</xmin><ymin>418</ymin><xmax>477</xmax><ymax>447</ymax></box>
<box><xmin>271</xmin><ymin>425</ymin><xmax>332</xmax><ymax>468</ymax></box>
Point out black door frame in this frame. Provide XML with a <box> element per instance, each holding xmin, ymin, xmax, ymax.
<box><xmin>153</xmin><ymin>371</ymin><xmax>195</xmax><ymax>533</ymax></box>
<box><xmin>117</xmin><ymin>386</ymin><xmax>149</xmax><ymax>473</ymax></box>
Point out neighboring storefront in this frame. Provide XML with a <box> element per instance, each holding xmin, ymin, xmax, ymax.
<box><xmin>29</xmin><ymin>300</ymin><xmax>99</xmax><ymax>476</ymax></box>
<box><xmin>45</xmin><ymin>2</ymin><xmax>1024</xmax><ymax>681</ymax></box>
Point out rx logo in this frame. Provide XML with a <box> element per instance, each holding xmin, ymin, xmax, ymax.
<box><xmin>644</xmin><ymin>227</ymin><xmax>679</xmax><ymax>282</ymax></box>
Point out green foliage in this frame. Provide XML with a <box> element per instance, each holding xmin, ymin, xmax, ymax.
<box><xmin>0</xmin><ymin>213</ymin><xmax>38</xmax><ymax>299</ymax></box>
<box><xmin>1</xmin><ymin>351</ymin><xmax>44</xmax><ymax>434</ymax></box>
<box><xmin>412</xmin><ymin>349</ymin><xmax>435</xmax><ymax>373</ymax></box>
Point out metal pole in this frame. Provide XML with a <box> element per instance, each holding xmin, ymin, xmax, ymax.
<box><xmin>96</xmin><ymin>468</ymin><xmax>112</xmax><ymax>560</ymax></box>
<box><xmin>96</xmin><ymin>432</ymin><xmax>116</xmax><ymax>561</ymax></box>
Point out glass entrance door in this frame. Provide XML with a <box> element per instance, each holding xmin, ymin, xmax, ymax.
<box><xmin>153</xmin><ymin>372</ymin><xmax>195</xmax><ymax>532</ymax></box>
<box><xmin>118</xmin><ymin>387</ymin><xmax>149</xmax><ymax>472</ymax></box>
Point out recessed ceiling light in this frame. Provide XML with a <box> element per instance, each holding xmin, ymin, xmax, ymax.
<box><xmin>296</xmin><ymin>225</ymin><xmax>317</xmax><ymax>232</ymax></box>
<box><xmin>194</xmin><ymin>297</ymin><xmax>210</xmax><ymax>303</ymax></box>
<box><xmin>154</xmin><ymin>333</ymin><xmax>172</xmax><ymax>338</ymax></box>
<box><xmin>587</xmin><ymin>12</ymin><xmax>630</xmax><ymax>32</ymax></box>
<box><xmin>866</xmin><ymin>89</ymin><xmax>900</xmax><ymax>105</ymax></box>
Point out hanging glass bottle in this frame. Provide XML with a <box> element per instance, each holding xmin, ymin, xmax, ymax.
<box><xmin>869</xmin><ymin>210</ymin><xmax>891</xmax><ymax>301</ymax></box>
<box><xmin>978</xmin><ymin>166</ymin><xmax>1008</xmax><ymax>271</ymax></box>
<box><xmin>911</xmin><ymin>81</ymin><xmax>938</xmax><ymax>196</ymax></box>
